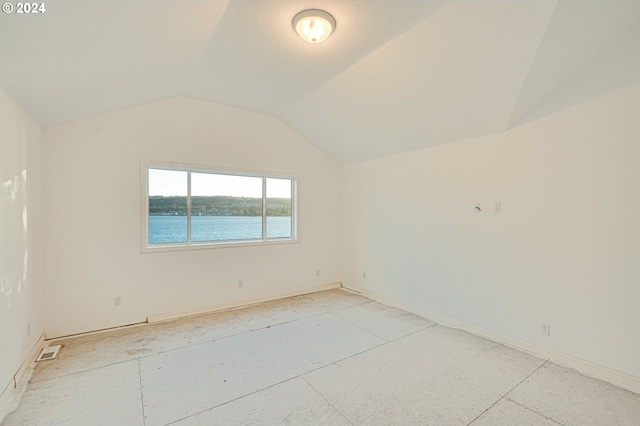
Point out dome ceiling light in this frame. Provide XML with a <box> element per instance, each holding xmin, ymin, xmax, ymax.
<box><xmin>292</xmin><ymin>9</ymin><xmax>336</xmax><ymax>43</ymax></box>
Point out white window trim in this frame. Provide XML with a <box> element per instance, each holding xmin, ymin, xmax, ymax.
<box><xmin>140</xmin><ymin>160</ymin><xmax>298</xmax><ymax>253</ymax></box>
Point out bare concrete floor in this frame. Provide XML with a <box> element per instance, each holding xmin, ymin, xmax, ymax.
<box><xmin>2</xmin><ymin>289</ymin><xmax>639</xmax><ymax>425</ymax></box>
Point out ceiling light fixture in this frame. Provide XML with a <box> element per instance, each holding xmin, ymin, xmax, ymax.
<box><xmin>292</xmin><ymin>9</ymin><xmax>336</xmax><ymax>43</ymax></box>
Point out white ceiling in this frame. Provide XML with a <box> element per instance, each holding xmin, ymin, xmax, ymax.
<box><xmin>1</xmin><ymin>0</ymin><xmax>638</xmax><ymax>164</ymax></box>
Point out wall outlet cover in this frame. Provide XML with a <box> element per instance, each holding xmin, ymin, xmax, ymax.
<box><xmin>540</xmin><ymin>323</ymin><xmax>551</xmax><ymax>336</ymax></box>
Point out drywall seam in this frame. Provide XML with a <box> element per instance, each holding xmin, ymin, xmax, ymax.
<box><xmin>358</xmin><ymin>288</ymin><xmax>640</xmax><ymax>394</ymax></box>
<box><xmin>147</xmin><ymin>282</ymin><xmax>342</xmax><ymax>323</ymax></box>
<box><xmin>0</xmin><ymin>333</ymin><xmax>45</xmax><ymax>420</ymax></box>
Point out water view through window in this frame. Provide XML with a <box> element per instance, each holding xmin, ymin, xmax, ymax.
<box><xmin>147</xmin><ymin>167</ymin><xmax>294</xmax><ymax>246</ymax></box>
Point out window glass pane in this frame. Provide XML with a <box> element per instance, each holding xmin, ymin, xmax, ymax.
<box><xmin>266</xmin><ymin>178</ymin><xmax>292</xmax><ymax>238</ymax></box>
<box><xmin>148</xmin><ymin>169</ymin><xmax>188</xmax><ymax>244</ymax></box>
<box><xmin>191</xmin><ymin>173</ymin><xmax>263</xmax><ymax>241</ymax></box>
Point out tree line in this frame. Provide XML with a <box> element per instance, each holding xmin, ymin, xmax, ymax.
<box><xmin>149</xmin><ymin>196</ymin><xmax>291</xmax><ymax>217</ymax></box>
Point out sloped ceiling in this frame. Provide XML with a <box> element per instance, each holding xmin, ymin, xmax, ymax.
<box><xmin>0</xmin><ymin>0</ymin><xmax>638</xmax><ymax>164</ymax></box>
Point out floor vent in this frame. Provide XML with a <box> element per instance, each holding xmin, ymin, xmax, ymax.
<box><xmin>36</xmin><ymin>345</ymin><xmax>61</xmax><ymax>361</ymax></box>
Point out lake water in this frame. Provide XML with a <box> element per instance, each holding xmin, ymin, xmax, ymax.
<box><xmin>149</xmin><ymin>216</ymin><xmax>292</xmax><ymax>244</ymax></box>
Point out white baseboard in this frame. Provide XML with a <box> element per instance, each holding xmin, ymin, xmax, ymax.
<box><xmin>338</xmin><ymin>286</ymin><xmax>361</xmax><ymax>296</ymax></box>
<box><xmin>47</xmin><ymin>283</ymin><xmax>345</xmax><ymax>341</ymax></box>
<box><xmin>147</xmin><ymin>282</ymin><xmax>343</xmax><ymax>324</ymax></box>
<box><xmin>0</xmin><ymin>333</ymin><xmax>46</xmax><ymax>420</ymax></box>
<box><xmin>359</xmin><ymin>288</ymin><xmax>640</xmax><ymax>394</ymax></box>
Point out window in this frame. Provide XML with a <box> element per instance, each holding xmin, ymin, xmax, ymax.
<box><xmin>143</xmin><ymin>162</ymin><xmax>296</xmax><ymax>251</ymax></box>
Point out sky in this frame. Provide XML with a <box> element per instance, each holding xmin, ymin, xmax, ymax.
<box><xmin>148</xmin><ymin>169</ymin><xmax>292</xmax><ymax>198</ymax></box>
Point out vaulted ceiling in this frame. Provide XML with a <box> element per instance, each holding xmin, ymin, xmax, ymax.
<box><xmin>1</xmin><ymin>0</ymin><xmax>638</xmax><ymax>163</ymax></box>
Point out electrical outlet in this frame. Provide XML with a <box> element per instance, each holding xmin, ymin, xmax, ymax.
<box><xmin>113</xmin><ymin>296</ymin><xmax>121</xmax><ymax>307</ymax></box>
<box><xmin>316</xmin><ymin>269</ymin><xmax>320</xmax><ymax>276</ymax></box>
<box><xmin>238</xmin><ymin>280</ymin><xmax>243</xmax><ymax>288</ymax></box>
<box><xmin>540</xmin><ymin>323</ymin><xmax>550</xmax><ymax>336</ymax></box>
<box><xmin>494</xmin><ymin>202</ymin><xmax>502</xmax><ymax>213</ymax></box>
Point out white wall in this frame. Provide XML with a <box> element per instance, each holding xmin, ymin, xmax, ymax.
<box><xmin>43</xmin><ymin>97</ymin><xmax>341</xmax><ymax>338</ymax></box>
<box><xmin>341</xmin><ymin>82</ymin><xmax>640</xmax><ymax>378</ymax></box>
<box><xmin>0</xmin><ymin>87</ymin><xmax>44</xmax><ymax>397</ymax></box>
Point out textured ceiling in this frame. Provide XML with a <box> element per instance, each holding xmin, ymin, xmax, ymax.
<box><xmin>1</xmin><ymin>0</ymin><xmax>638</xmax><ymax>164</ymax></box>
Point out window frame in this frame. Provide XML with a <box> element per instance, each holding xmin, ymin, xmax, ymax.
<box><xmin>141</xmin><ymin>160</ymin><xmax>298</xmax><ymax>253</ymax></box>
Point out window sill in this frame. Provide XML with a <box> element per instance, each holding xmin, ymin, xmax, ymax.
<box><xmin>141</xmin><ymin>238</ymin><xmax>299</xmax><ymax>254</ymax></box>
